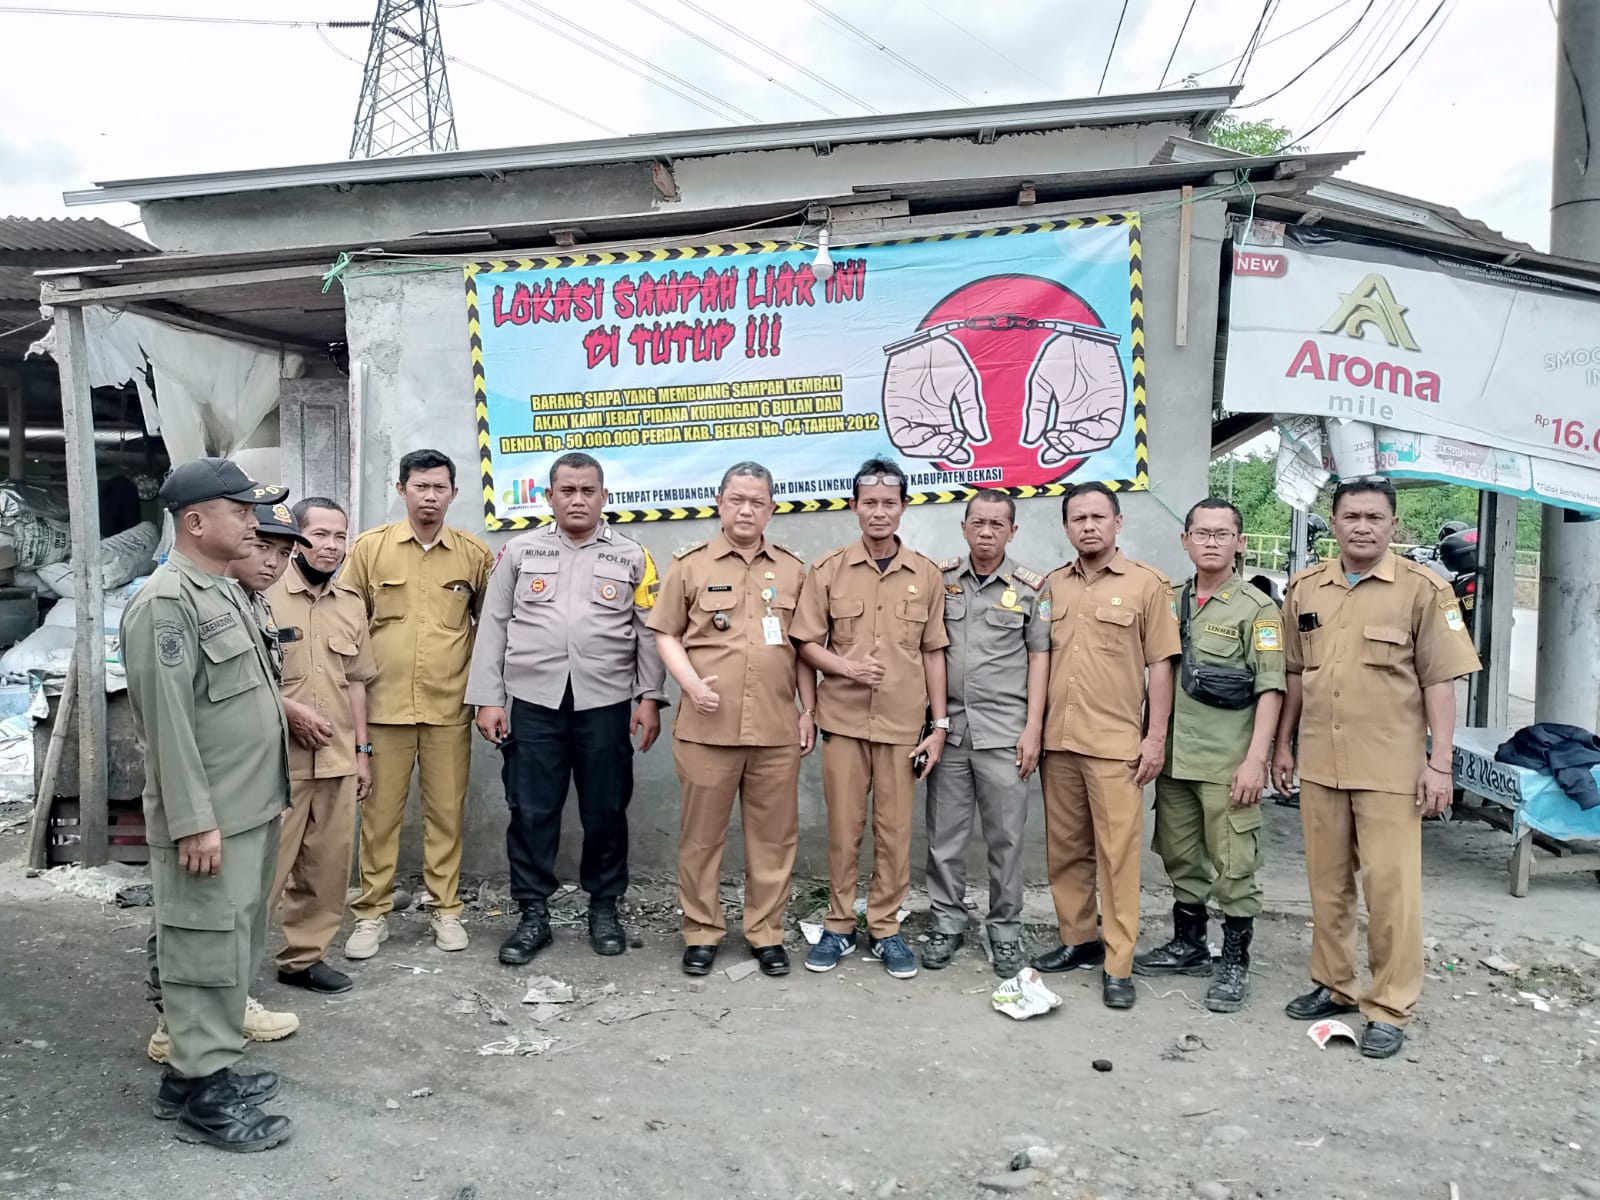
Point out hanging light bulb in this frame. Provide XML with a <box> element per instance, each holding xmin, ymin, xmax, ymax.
<box><xmin>812</xmin><ymin>229</ymin><xmax>835</xmax><ymax>283</ymax></box>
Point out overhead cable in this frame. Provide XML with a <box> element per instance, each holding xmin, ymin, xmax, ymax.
<box><xmin>1355</xmin><ymin>0</ymin><xmax>1453</xmax><ymax>145</ymax></box>
<box><xmin>1231</xmin><ymin>1</ymin><xmax>1278</xmax><ymax>87</ymax></box>
<box><xmin>1176</xmin><ymin>0</ymin><xmax>1359</xmax><ymax>86</ymax></box>
<box><xmin>1097</xmin><ymin>0</ymin><xmax>1130</xmax><ymax>95</ymax></box>
<box><xmin>1158</xmin><ymin>0</ymin><xmax>1198</xmax><ymax>90</ymax></box>
<box><xmin>1301</xmin><ymin>0</ymin><xmax>1407</xmax><ymax>135</ymax></box>
<box><xmin>1238</xmin><ymin>0</ymin><xmax>1374</xmax><ymax>108</ymax></box>
<box><xmin>671</xmin><ymin>0</ymin><xmax>879</xmax><ymax>114</ymax></box>
<box><xmin>1313</xmin><ymin>0</ymin><xmax>1422</xmax><ymax>143</ymax></box>
<box><xmin>801</xmin><ymin>0</ymin><xmax>973</xmax><ymax>106</ymax></box>
<box><xmin>0</xmin><ymin>4</ymin><xmax>366</xmax><ymax>26</ymax></box>
<box><xmin>917</xmin><ymin>0</ymin><xmax>1054</xmax><ymax>91</ymax></box>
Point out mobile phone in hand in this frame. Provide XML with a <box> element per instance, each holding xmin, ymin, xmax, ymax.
<box><xmin>913</xmin><ymin>749</ymin><xmax>929</xmax><ymax>778</ymax></box>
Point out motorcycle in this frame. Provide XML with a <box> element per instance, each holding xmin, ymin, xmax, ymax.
<box><xmin>1402</xmin><ymin>521</ymin><xmax>1478</xmax><ymax>634</ymax></box>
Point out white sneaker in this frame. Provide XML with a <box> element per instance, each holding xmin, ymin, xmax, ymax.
<box><xmin>431</xmin><ymin>913</ymin><xmax>469</xmax><ymax>952</ymax></box>
<box><xmin>146</xmin><ymin>1017</ymin><xmax>170</xmax><ymax>1064</ymax></box>
<box><xmin>345</xmin><ymin>916</ymin><xmax>389</xmax><ymax>960</ymax></box>
<box><xmin>243</xmin><ymin>995</ymin><xmax>300</xmax><ymax>1042</ymax></box>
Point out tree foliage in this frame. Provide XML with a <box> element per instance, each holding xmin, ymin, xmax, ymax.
<box><xmin>1204</xmin><ymin>113</ymin><xmax>1303</xmax><ymax>157</ymax></box>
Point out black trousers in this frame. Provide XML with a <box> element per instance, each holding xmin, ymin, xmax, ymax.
<box><xmin>502</xmin><ymin>690</ymin><xmax>633</xmax><ymax>904</ymax></box>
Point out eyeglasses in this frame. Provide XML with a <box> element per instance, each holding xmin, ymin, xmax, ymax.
<box><xmin>857</xmin><ymin>474</ymin><xmax>903</xmax><ymax>487</ymax></box>
<box><xmin>1339</xmin><ymin>474</ymin><xmax>1396</xmax><ymax>492</ymax></box>
<box><xmin>1184</xmin><ymin>529</ymin><xmax>1238</xmax><ymax>545</ymax></box>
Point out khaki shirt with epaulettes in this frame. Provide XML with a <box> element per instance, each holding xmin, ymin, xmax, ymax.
<box><xmin>267</xmin><ymin>570</ymin><xmax>378</xmax><ymax>781</ymax></box>
<box><xmin>1042</xmin><ymin>549</ymin><xmax>1183</xmax><ymax>761</ymax></box>
<box><xmin>647</xmin><ymin>533</ymin><xmax>807</xmax><ymax>747</ymax></box>
<box><xmin>1164</xmin><ymin>574</ymin><xmax>1286</xmax><ymax>785</ymax></box>
<box><xmin>789</xmin><ymin>538</ymin><xmax>949</xmax><ymax>745</ymax></box>
<box><xmin>938</xmin><ymin>555</ymin><xmax>1049</xmax><ymax>750</ymax></box>
<box><xmin>1282</xmin><ymin>550</ymin><xmax>1481</xmax><ymax>794</ymax></box>
<box><xmin>120</xmin><ymin>550</ymin><xmax>290</xmax><ymax>847</ymax></box>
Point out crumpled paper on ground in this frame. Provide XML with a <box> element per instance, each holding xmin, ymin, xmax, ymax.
<box><xmin>1307</xmin><ymin>1018</ymin><xmax>1359</xmax><ymax>1049</ymax></box>
<box><xmin>991</xmin><ymin>967</ymin><xmax>1062</xmax><ymax>1020</ymax></box>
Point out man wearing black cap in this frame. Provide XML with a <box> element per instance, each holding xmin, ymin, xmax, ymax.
<box><xmin>121</xmin><ymin>458</ymin><xmax>295</xmax><ymax>1152</ymax></box>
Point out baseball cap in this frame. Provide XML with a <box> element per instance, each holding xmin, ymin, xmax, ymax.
<box><xmin>253</xmin><ymin>502</ymin><xmax>311</xmax><ymax>547</ymax></box>
<box><xmin>159</xmin><ymin>457</ymin><xmax>288</xmax><ymax>513</ymax></box>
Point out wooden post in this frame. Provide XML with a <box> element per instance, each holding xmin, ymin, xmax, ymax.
<box><xmin>1174</xmin><ymin>184</ymin><xmax>1193</xmax><ymax>348</ymax></box>
<box><xmin>26</xmin><ymin>659</ymin><xmax>76</xmax><ymax>870</ymax></box>
<box><xmin>52</xmin><ymin>304</ymin><xmax>108</xmax><ymax>866</ymax></box>
<box><xmin>1468</xmin><ymin>490</ymin><xmax>1518</xmax><ymax>731</ymax></box>
<box><xmin>3</xmin><ymin>368</ymin><xmax>23</xmax><ymax>479</ymax></box>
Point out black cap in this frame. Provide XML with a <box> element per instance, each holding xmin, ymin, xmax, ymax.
<box><xmin>159</xmin><ymin>457</ymin><xmax>288</xmax><ymax>513</ymax></box>
<box><xmin>253</xmin><ymin>501</ymin><xmax>311</xmax><ymax>547</ymax></box>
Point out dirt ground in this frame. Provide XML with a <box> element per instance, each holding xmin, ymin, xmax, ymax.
<box><xmin>2</xmin><ymin>804</ymin><xmax>1599</xmax><ymax>1200</ymax></box>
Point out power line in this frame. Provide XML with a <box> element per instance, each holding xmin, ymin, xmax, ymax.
<box><xmin>1097</xmin><ymin>0</ymin><xmax>1129</xmax><ymax>95</ymax></box>
<box><xmin>0</xmin><ymin>4</ymin><xmax>367</xmax><ymax>26</ymax></box>
<box><xmin>493</xmin><ymin>0</ymin><xmax>756</xmax><ymax>125</ymax></box>
<box><xmin>1231</xmin><ymin>1</ymin><xmax>1278</xmax><ymax>87</ymax></box>
<box><xmin>1355</xmin><ymin>0</ymin><xmax>1453</xmax><ymax>145</ymax></box>
<box><xmin>620</xmin><ymin>0</ymin><xmax>839</xmax><ymax>118</ymax></box>
<box><xmin>1279</xmin><ymin>0</ymin><xmax>1449</xmax><ymax>148</ymax></box>
<box><xmin>801</xmin><ymin>0</ymin><xmax>973</xmax><ymax>106</ymax></box>
<box><xmin>1157</xmin><ymin>0</ymin><xmax>1198</xmax><ymax>90</ymax></box>
<box><xmin>917</xmin><ymin>0</ymin><xmax>1054</xmax><ymax>91</ymax></box>
<box><xmin>1316</xmin><ymin>0</ymin><xmax>1422</xmax><ymax>144</ymax></box>
<box><xmin>1238</xmin><ymin>0</ymin><xmax>1374</xmax><ymax>109</ymax></box>
<box><xmin>672</xmin><ymin>0</ymin><xmax>878</xmax><ymax>114</ymax></box>
<box><xmin>1175</xmin><ymin>0</ymin><xmax>1360</xmax><ymax>86</ymax></box>
<box><xmin>1301</xmin><ymin>0</ymin><xmax>1405</xmax><ymax>135</ymax></box>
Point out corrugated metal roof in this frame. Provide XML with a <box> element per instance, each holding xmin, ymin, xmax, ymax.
<box><xmin>62</xmin><ymin>88</ymin><xmax>1239</xmax><ymax>208</ymax></box>
<box><xmin>0</xmin><ymin>217</ymin><xmax>153</xmax><ymax>254</ymax></box>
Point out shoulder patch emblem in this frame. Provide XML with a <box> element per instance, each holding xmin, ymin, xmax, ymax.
<box><xmin>1011</xmin><ymin>566</ymin><xmax>1044</xmax><ymax>590</ymax></box>
<box><xmin>1444</xmin><ymin>606</ymin><xmax>1465</xmax><ymax>632</ymax></box>
<box><xmin>1038</xmin><ymin>594</ymin><xmax>1052</xmax><ymax>621</ymax></box>
<box><xmin>156</xmin><ymin>622</ymin><xmax>186</xmax><ymax>667</ymax></box>
<box><xmin>673</xmin><ymin>541</ymin><xmax>706</xmax><ymax>560</ymax></box>
<box><xmin>1254</xmin><ymin>620</ymin><xmax>1282</xmax><ymax>651</ymax></box>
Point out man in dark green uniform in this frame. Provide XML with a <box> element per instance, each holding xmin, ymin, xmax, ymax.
<box><xmin>1133</xmin><ymin>498</ymin><xmax>1284</xmax><ymax>1012</ymax></box>
<box><xmin>121</xmin><ymin>458</ymin><xmax>294</xmax><ymax>1152</ymax></box>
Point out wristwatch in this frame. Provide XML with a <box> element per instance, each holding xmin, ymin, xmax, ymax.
<box><xmin>355</xmin><ymin>743</ymin><xmax>374</xmax><ymax>756</ymax></box>
<box><xmin>932</xmin><ymin>717</ymin><xmax>951</xmax><ymax>731</ymax></box>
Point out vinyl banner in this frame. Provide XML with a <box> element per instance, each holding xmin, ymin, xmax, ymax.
<box><xmin>464</xmin><ymin>215</ymin><xmax>1147</xmax><ymax>529</ymax></box>
<box><xmin>1223</xmin><ymin>225</ymin><xmax>1600</xmax><ymax>472</ymax></box>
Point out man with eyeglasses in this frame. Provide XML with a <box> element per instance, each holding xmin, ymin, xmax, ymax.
<box><xmin>1133</xmin><ymin>498</ymin><xmax>1283</xmax><ymax>1014</ymax></box>
<box><xmin>1031</xmin><ymin>481</ymin><xmax>1181</xmax><ymax>1009</ymax></box>
<box><xmin>922</xmin><ymin>489</ymin><xmax>1048</xmax><ymax>978</ymax></box>
<box><xmin>790</xmin><ymin>457</ymin><xmax>949</xmax><ymax>980</ymax></box>
<box><xmin>1272</xmin><ymin>475</ymin><xmax>1479</xmax><ymax>1059</ymax></box>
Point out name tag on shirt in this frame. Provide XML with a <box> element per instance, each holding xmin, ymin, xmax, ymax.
<box><xmin>762</xmin><ymin>615</ymin><xmax>784</xmax><ymax>645</ymax></box>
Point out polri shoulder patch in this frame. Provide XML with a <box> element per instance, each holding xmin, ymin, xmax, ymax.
<box><xmin>673</xmin><ymin>541</ymin><xmax>707</xmax><ymax>560</ymax></box>
<box><xmin>1011</xmin><ymin>565</ymin><xmax>1044</xmax><ymax>590</ymax></box>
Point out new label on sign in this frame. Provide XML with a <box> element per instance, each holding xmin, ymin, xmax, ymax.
<box><xmin>1223</xmin><ymin>229</ymin><xmax>1600</xmax><ymax>471</ymax></box>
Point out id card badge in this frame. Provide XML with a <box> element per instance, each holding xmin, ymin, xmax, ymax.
<box><xmin>762</xmin><ymin>614</ymin><xmax>784</xmax><ymax>645</ymax></box>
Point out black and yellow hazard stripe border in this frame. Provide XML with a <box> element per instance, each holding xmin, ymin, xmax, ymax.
<box><xmin>465</xmin><ymin>212</ymin><xmax>1148</xmax><ymax>530</ymax></box>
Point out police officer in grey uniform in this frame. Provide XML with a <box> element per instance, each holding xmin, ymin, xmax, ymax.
<box><xmin>922</xmin><ymin>490</ymin><xmax>1049</xmax><ymax>977</ymax></box>
<box><xmin>466</xmin><ymin>452</ymin><xmax>669</xmax><ymax>962</ymax></box>
<box><xmin>121</xmin><ymin>458</ymin><xmax>293</xmax><ymax>1152</ymax></box>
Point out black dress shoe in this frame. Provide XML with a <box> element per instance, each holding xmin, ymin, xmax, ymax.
<box><xmin>1031</xmin><ymin>940</ymin><xmax>1106</xmax><ymax>973</ymax></box>
<box><xmin>499</xmin><ymin>902</ymin><xmax>553</xmax><ymax>966</ymax></box>
<box><xmin>277</xmin><ymin>961</ymin><xmax>352</xmax><ymax>994</ymax></box>
<box><xmin>171</xmin><ymin>1070</ymin><xmax>293</xmax><ymax>1152</ymax></box>
<box><xmin>1360</xmin><ymin>1021</ymin><xmax>1406</xmax><ymax>1059</ymax></box>
<box><xmin>682</xmin><ymin>944</ymin><xmax>718</xmax><ymax>975</ymax></box>
<box><xmin>752</xmin><ymin>944</ymin><xmax>790</xmax><ymax>976</ymax></box>
<box><xmin>1102</xmin><ymin>973</ymin><xmax>1136</xmax><ymax>1010</ymax></box>
<box><xmin>589</xmin><ymin>897</ymin><xmax>625</xmax><ymax>957</ymax></box>
<box><xmin>1284</xmin><ymin>984</ymin><xmax>1359</xmax><ymax>1021</ymax></box>
<box><xmin>154</xmin><ymin>1067</ymin><xmax>279</xmax><ymax>1121</ymax></box>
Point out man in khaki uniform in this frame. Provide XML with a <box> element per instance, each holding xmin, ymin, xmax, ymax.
<box><xmin>468</xmin><ymin>452</ymin><xmax>667</xmax><ymax>962</ymax></box>
<box><xmin>791</xmin><ymin>456</ymin><xmax>949</xmax><ymax>981</ymax></box>
<box><xmin>342</xmin><ymin>449</ymin><xmax>493</xmax><ymax>958</ymax></box>
<box><xmin>121</xmin><ymin>458</ymin><xmax>293</xmax><ymax>1152</ymax></box>
<box><xmin>1032</xmin><ymin>481</ymin><xmax>1181</xmax><ymax>1009</ymax></box>
<box><xmin>649</xmin><ymin>462</ymin><xmax>816</xmax><ymax>978</ymax></box>
<box><xmin>1134</xmin><ymin>498</ymin><xmax>1284</xmax><ymax>1014</ymax></box>
<box><xmin>1273</xmin><ymin>476</ymin><xmax>1480</xmax><ymax>1059</ymax></box>
<box><xmin>923</xmin><ymin>490</ymin><xmax>1048</xmax><ymax>979</ymax></box>
<box><xmin>266</xmin><ymin>498</ymin><xmax>376</xmax><ymax>994</ymax></box>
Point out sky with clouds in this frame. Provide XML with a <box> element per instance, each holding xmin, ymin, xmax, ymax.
<box><xmin>0</xmin><ymin>0</ymin><xmax>1559</xmax><ymax>249</ymax></box>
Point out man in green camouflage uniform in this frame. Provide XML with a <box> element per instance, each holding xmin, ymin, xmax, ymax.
<box><xmin>1134</xmin><ymin>498</ymin><xmax>1284</xmax><ymax>1013</ymax></box>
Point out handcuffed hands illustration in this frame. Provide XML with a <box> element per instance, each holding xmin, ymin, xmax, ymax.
<box><xmin>881</xmin><ymin>319</ymin><xmax>1127</xmax><ymax>466</ymax></box>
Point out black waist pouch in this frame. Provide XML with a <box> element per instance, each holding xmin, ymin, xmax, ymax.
<box><xmin>1179</xmin><ymin>656</ymin><xmax>1256</xmax><ymax>710</ymax></box>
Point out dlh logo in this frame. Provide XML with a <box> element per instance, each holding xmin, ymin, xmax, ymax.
<box><xmin>502</xmin><ymin>479</ymin><xmax>548</xmax><ymax>508</ymax></box>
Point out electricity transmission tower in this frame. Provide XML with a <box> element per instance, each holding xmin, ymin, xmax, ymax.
<box><xmin>350</xmin><ymin>0</ymin><xmax>459</xmax><ymax>159</ymax></box>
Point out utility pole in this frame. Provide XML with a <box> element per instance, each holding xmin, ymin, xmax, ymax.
<box><xmin>351</xmin><ymin>0</ymin><xmax>459</xmax><ymax>159</ymax></box>
<box><xmin>1535</xmin><ymin>0</ymin><xmax>1600</xmax><ymax>728</ymax></box>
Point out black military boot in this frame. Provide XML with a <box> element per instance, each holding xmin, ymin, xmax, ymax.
<box><xmin>498</xmin><ymin>900</ymin><xmax>552</xmax><ymax>966</ymax></box>
<box><xmin>588</xmin><ymin>896</ymin><xmax>625</xmax><ymax>956</ymax></box>
<box><xmin>172</xmin><ymin>1069</ymin><xmax>293</xmax><ymax>1153</ymax></box>
<box><xmin>1206</xmin><ymin>916</ymin><xmax>1253</xmax><ymax>1013</ymax></box>
<box><xmin>1132</xmin><ymin>901</ymin><xmax>1211</xmax><ymax>976</ymax></box>
<box><xmin>154</xmin><ymin>1067</ymin><xmax>279</xmax><ymax>1121</ymax></box>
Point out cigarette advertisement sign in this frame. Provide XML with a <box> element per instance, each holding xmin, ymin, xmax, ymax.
<box><xmin>464</xmin><ymin>214</ymin><xmax>1147</xmax><ymax>529</ymax></box>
